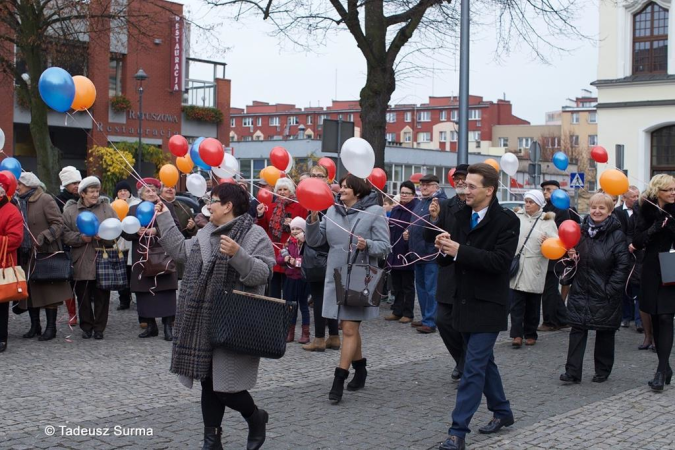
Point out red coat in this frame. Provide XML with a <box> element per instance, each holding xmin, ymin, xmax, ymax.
<box><xmin>257</xmin><ymin>199</ymin><xmax>308</xmax><ymax>274</ymax></box>
<box><xmin>0</xmin><ymin>200</ymin><xmax>24</xmax><ymax>269</ymax></box>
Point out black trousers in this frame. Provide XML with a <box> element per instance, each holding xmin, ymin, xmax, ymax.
<box><xmin>201</xmin><ymin>377</ymin><xmax>256</xmax><ymax>427</ymax></box>
<box><xmin>542</xmin><ymin>271</ymin><xmax>568</xmax><ymax>327</ymax></box>
<box><xmin>269</xmin><ymin>272</ymin><xmax>286</xmax><ymax>299</ymax></box>
<box><xmin>75</xmin><ymin>281</ymin><xmax>111</xmax><ymax>333</ymax></box>
<box><xmin>309</xmin><ymin>281</ymin><xmax>338</xmax><ymax>338</ymax></box>
<box><xmin>436</xmin><ymin>302</ymin><xmax>465</xmax><ymax>372</ymax></box>
<box><xmin>565</xmin><ymin>327</ymin><xmax>616</xmax><ymax>380</ymax></box>
<box><xmin>391</xmin><ymin>270</ymin><xmax>415</xmax><ymax>319</ymax></box>
<box><xmin>118</xmin><ymin>262</ymin><xmax>133</xmax><ymax>307</ymax></box>
<box><xmin>510</xmin><ymin>290</ymin><xmax>541</xmax><ymax>340</ymax></box>
<box><xmin>0</xmin><ymin>301</ymin><xmax>8</xmax><ymax>342</ymax></box>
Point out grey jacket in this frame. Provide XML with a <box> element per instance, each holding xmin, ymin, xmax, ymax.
<box><xmin>156</xmin><ymin>212</ymin><xmax>275</xmax><ymax>393</ymax></box>
<box><xmin>306</xmin><ymin>192</ymin><xmax>390</xmax><ymax>321</ymax></box>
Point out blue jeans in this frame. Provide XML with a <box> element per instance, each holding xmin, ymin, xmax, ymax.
<box><xmin>450</xmin><ymin>332</ymin><xmax>512</xmax><ymax>438</ymax></box>
<box><xmin>622</xmin><ymin>283</ymin><xmax>641</xmax><ymax>323</ymax></box>
<box><xmin>415</xmin><ymin>263</ymin><xmax>438</xmax><ymax>328</ymax></box>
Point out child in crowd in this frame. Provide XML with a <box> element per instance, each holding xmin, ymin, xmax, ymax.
<box><xmin>278</xmin><ymin>217</ymin><xmax>311</xmax><ymax>344</ymax></box>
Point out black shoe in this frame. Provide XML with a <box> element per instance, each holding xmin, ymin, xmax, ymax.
<box><xmin>636</xmin><ymin>324</ymin><xmax>644</xmax><ymax>333</ymax></box>
<box><xmin>478</xmin><ymin>416</ymin><xmax>515</xmax><ymax>434</ymax></box>
<box><xmin>38</xmin><ymin>309</ymin><xmax>58</xmax><ymax>341</ymax></box>
<box><xmin>162</xmin><ymin>317</ymin><xmax>174</xmax><ymax>342</ymax></box>
<box><xmin>592</xmin><ymin>374</ymin><xmax>609</xmax><ymax>383</ymax></box>
<box><xmin>82</xmin><ymin>330</ymin><xmax>93</xmax><ymax>339</ymax></box>
<box><xmin>202</xmin><ymin>426</ymin><xmax>223</xmax><ymax>450</ymax></box>
<box><xmin>244</xmin><ymin>408</ymin><xmax>268</xmax><ymax>450</ymax></box>
<box><xmin>117</xmin><ymin>304</ymin><xmax>130</xmax><ymax>311</ymax></box>
<box><xmin>649</xmin><ymin>371</ymin><xmax>666</xmax><ymax>391</ymax></box>
<box><xmin>621</xmin><ymin>320</ymin><xmax>630</xmax><ymax>328</ymax></box>
<box><xmin>667</xmin><ymin>368</ymin><xmax>673</xmax><ymax>385</ymax></box>
<box><xmin>329</xmin><ymin>367</ymin><xmax>349</xmax><ymax>404</ymax></box>
<box><xmin>0</xmin><ymin>341</ymin><xmax>6</xmax><ymax>353</ymax></box>
<box><xmin>23</xmin><ymin>308</ymin><xmax>42</xmax><ymax>338</ymax></box>
<box><xmin>139</xmin><ymin>320</ymin><xmax>159</xmax><ymax>338</ymax></box>
<box><xmin>439</xmin><ymin>435</ymin><xmax>465</xmax><ymax>450</ymax></box>
<box><xmin>638</xmin><ymin>343</ymin><xmax>653</xmax><ymax>350</ymax></box>
<box><xmin>347</xmin><ymin>358</ymin><xmax>367</xmax><ymax>391</ymax></box>
<box><xmin>94</xmin><ymin>331</ymin><xmax>104</xmax><ymax>340</ymax></box>
<box><xmin>451</xmin><ymin>366</ymin><xmax>462</xmax><ymax>381</ymax></box>
<box><xmin>559</xmin><ymin>372</ymin><xmax>581</xmax><ymax>384</ymax></box>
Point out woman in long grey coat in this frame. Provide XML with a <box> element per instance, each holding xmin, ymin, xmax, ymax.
<box><xmin>306</xmin><ymin>174</ymin><xmax>390</xmax><ymax>405</ymax></box>
<box><xmin>156</xmin><ymin>183</ymin><xmax>275</xmax><ymax>450</ymax></box>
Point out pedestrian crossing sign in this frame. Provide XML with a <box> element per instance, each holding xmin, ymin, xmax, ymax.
<box><xmin>569</xmin><ymin>172</ymin><xmax>585</xmax><ymax>189</ymax></box>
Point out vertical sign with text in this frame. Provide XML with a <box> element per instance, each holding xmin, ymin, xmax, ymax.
<box><xmin>171</xmin><ymin>16</ymin><xmax>183</xmax><ymax>92</ymax></box>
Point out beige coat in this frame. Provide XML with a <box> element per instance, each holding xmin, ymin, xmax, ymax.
<box><xmin>510</xmin><ymin>208</ymin><xmax>558</xmax><ymax>294</ymax></box>
<box><xmin>62</xmin><ymin>198</ymin><xmax>117</xmax><ymax>280</ymax></box>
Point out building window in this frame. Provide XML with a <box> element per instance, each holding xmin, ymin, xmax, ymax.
<box><xmin>403</xmin><ymin>132</ymin><xmax>412</xmax><ymax>142</ymax></box>
<box><xmin>451</xmin><ymin>110</ymin><xmax>458</xmax><ymax>121</ymax></box>
<box><xmin>417</xmin><ymin>111</ymin><xmax>431</xmax><ymax>122</ymax></box>
<box><xmin>633</xmin><ymin>2</ymin><xmax>669</xmax><ymax>74</ymax></box>
<box><xmin>348</xmin><ymin>113</ymin><xmax>354</xmax><ymax>122</ymax></box>
<box><xmin>450</xmin><ymin>131</ymin><xmax>458</xmax><ymax>142</ymax></box>
<box><xmin>319</xmin><ymin>115</ymin><xmax>327</xmax><ymax>125</ymax></box>
<box><xmin>254</xmin><ymin>135</ymin><xmax>262</xmax><ymax>141</ymax></box>
<box><xmin>386</xmin><ymin>133</ymin><xmax>397</xmax><ymax>143</ymax></box>
<box><xmin>518</xmin><ymin>137</ymin><xmax>533</xmax><ymax>149</ymax></box>
<box><xmin>652</xmin><ymin>125</ymin><xmax>675</xmax><ymax>175</ymax></box>
<box><xmin>588</xmin><ymin>112</ymin><xmax>597</xmax><ymax>123</ymax></box>
<box><xmin>243</xmin><ymin>136</ymin><xmax>252</xmax><ymax>142</ymax></box>
<box><xmin>499</xmin><ymin>137</ymin><xmax>509</xmax><ymax>147</ymax></box>
<box><xmin>109</xmin><ymin>59</ymin><xmax>123</xmax><ymax>97</ymax></box>
<box><xmin>546</xmin><ymin>137</ymin><xmax>560</xmax><ymax>148</ymax></box>
<box><xmin>271</xmin><ymin>135</ymin><xmax>282</xmax><ymax>140</ymax></box>
<box><xmin>571</xmin><ymin>113</ymin><xmax>580</xmax><ymax>124</ymax></box>
<box><xmin>386</xmin><ymin>112</ymin><xmax>397</xmax><ymax>123</ymax></box>
<box><xmin>242</xmin><ymin>117</ymin><xmax>253</xmax><ymax>127</ymax></box>
<box><xmin>469</xmin><ymin>109</ymin><xmax>482</xmax><ymax>120</ymax></box>
<box><xmin>269</xmin><ymin>116</ymin><xmax>280</xmax><ymax>126</ymax></box>
<box><xmin>230</xmin><ymin>118</ymin><xmax>236</xmax><ymax>127</ymax></box>
<box><xmin>287</xmin><ymin>116</ymin><xmax>298</xmax><ymax>125</ymax></box>
<box><xmin>307</xmin><ymin>115</ymin><xmax>312</xmax><ymax>125</ymax></box>
<box><xmin>404</xmin><ymin>112</ymin><xmax>412</xmax><ymax>122</ymax></box>
<box><xmin>439</xmin><ymin>131</ymin><xmax>448</xmax><ymax>142</ymax></box>
<box><xmin>571</xmin><ymin>135</ymin><xmax>580</xmax><ymax>146</ymax></box>
<box><xmin>440</xmin><ymin>110</ymin><xmax>447</xmax><ymax>121</ymax></box>
<box><xmin>469</xmin><ymin>131</ymin><xmax>481</xmax><ymax>141</ymax></box>
<box><xmin>588</xmin><ymin>135</ymin><xmax>598</xmax><ymax>146</ymax></box>
<box><xmin>417</xmin><ymin>132</ymin><xmax>431</xmax><ymax>142</ymax></box>
<box><xmin>256</xmin><ymin>117</ymin><xmax>262</xmax><ymax>126</ymax></box>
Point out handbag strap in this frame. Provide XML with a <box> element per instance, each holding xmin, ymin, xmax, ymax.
<box><xmin>347</xmin><ymin>219</ymin><xmax>363</xmax><ymax>270</ymax></box>
<box><xmin>515</xmin><ymin>215</ymin><xmax>541</xmax><ymax>258</ymax></box>
<box><xmin>0</xmin><ymin>236</ymin><xmax>7</xmax><ymax>268</ymax></box>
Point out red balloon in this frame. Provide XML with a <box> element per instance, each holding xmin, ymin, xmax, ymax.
<box><xmin>198</xmin><ymin>138</ymin><xmax>225</xmax><ymax>167</ymax></box>
<box><xmin>367</xmin><ymin>168</ymin><xmax>387</xmax><ymax>190</ymax></box>
<box><xmin>220</xmin><ymin>177</ymin><xmax>237</xmax><ymax>185</ymax></box>
<box><xmin>0</xmin><ymin>170</ymin><xmax>17</xmax><ymax>197</ymax></box>
<box><xmin>270</xmin><ymin>146</ymin><xmax>290</xmax><ymax>171</ymax></box>
<box><xmin>317</xmin><ymin>157</ymin><xmax>337</xmax><ymax>182</ymax></box>
<box><xmin>447</xmin><ymin>168</ymin><xmax>456</xmax><ymax>187</ymax></box>
<box><xmin>331</xmin><ymin>183</ymin><xmax>340</xmax><ymax>193</ymax></box>
<box><xmin>257</xmin><ymin>188</ymin><xmax>274</xmax><ymax>206</ymax></box>
<box><xmin>168</xmin><ymin>135</ymin><xmax>189</xmax><ymax>157</ymax></box>
<box><xmin>297</xmin><ymin>178</ymin><xmax>335</xmax><ymax>211</ymax></box>
<box><xmin>410</xmin><ymin>173</ymin><xmax>424</xmax><ymax>184</ymax></box>
<box><xmin>591</xmin><ymin>146</ymin><xmax>608</xmax><ymax>163</ymax></box>
<box><xmin>558</xmin><ymin>220</ymin><xmax>581</xmax><ymax>249</ymax></box>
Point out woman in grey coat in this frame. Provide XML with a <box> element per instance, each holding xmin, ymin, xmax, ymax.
<box><xmin>306</xmin><ymin>174</ymin><xmax>390</xmax><ymax>404</ymax></box>
<box><xmin>155</xmin><ymin>183</ymin><xmax>275</xmax><ymax>450</ymax></box>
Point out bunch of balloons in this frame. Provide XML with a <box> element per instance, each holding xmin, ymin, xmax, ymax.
<box><xmin>0</xmin><ymin>158</ymin><xmax>21</xmax><ymax>181</ymax></box>
<box><xmin>111</xmin><ymin>199</ymin><xmax>129</xmax><ymax>220</ymax></box>
<box><xmin>340</xmin><ymin>138</ymin><xmax>374</xmax><ymax>179</ymax></box>
<box><xmin>541</xmin><ymin>220</ymin><xmax>581</xmax><ymax>260</ymax></box>
<box><xmin>76</xmin><ymin>211</ymin><xmax>99</xmax><ymax>237</ymax></box>
<box><xmin>39</xmin><ymin>67</ymin><xmax>96</xmax><ymax>113</ymax></box>
<box><xmin>296</xmin><ymin>178</ymin><xmax>335</xmax><ymax>211</ymax></box>
<box><xmin>98</xmin><ymin>218</ymin><xmax>124</xmax><ymax>240</ymax></box>
<box><xmin>135</xmin><ymin>201</ymin><xmax>156</xmax><ymax>227</ymax></box>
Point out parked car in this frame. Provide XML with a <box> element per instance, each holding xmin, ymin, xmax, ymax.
<box><xmin>501</xmin><ymin>201</ymin><xmax>525</xmax><ymax>211</ymax></box>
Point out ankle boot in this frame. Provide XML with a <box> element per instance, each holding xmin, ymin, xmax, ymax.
<box><xmin>245</xmin><ymin>407</ymin><xmax>268</xmax><ymax>450</ymax></box>
<box><xmin>65</xmin><ymin>298</ymin><xmax>77</xmax><ymax>326</ymax></box>
<box><xmin>347</xmin><ymin>358</ymin><xmax>368</xmax><ymax>391</ymax></box>
<box><xmin>201</xmin><ymin>426</ymin><xmax>223</xmax><ymax>450</ymax></box>
<box><xmin>23</xmin><ymin>308</ymin><xmax>42</xmax><ymax>338</ymax></box>
<box><xmin>649</xmin><ymin>371</ymin><xmax>666</xmax><ymax>391</ymax></box>
<box><xmin>162</xmin><ymin>317</ymin><xmax>174</xmax><ymax>341</ymax></box>
<box><xmin>329</xmin><ymin>367</ymin><xmax>350</xmax><ymax>404</ymax></box>
<box><xmin>38</xmin><ymin>308</ymin><xmax>58</xmax><ymax>341</ymax></box>
<box><xmin>325</xmin><ymin>335</ymin><xmax>341</xmax><ymax>350</ymax></box>
<box><xmin>302</xmin><ymin>337</ymin><xmax>326</xmax><ymax>352</ymax></box>
<box><xmin>298</xmin><ymin>325</ymin><xmax>310</xmax><ymax>344</ymax></box>
<box><xmin>286</xmin><ymin>324</ymin><xmax>295</xmax><ymax>343</ymax></box>
<box><xmin>139</xmin><ymin>319</ymin><xmax>159</xmax><ymax>338</ymax></box>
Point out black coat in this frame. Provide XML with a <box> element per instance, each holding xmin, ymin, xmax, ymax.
<box><xmin>423</xmin><ymin>195</ymin><xmax>464</xmax><ymax>305</ymax></box>
<box><xmin>562</xmin><ymin>215</ymin><xmax>630</xmax><ymax>330</ymax></box>
<box><xmin>632</xmin><ymin>199</ymin><xmax>675</xmax><ymax>315</ymax></box>
<box><xmin>387</xmin><ymin>198</ymin><xmax>418</xmax><ymax>271</ymax></box>
<box><xmin>613</xmin><ymin>205</ymin><xmax>631</xmax><ymax>237</ymax></box>
<box><xmin>438</xmin><ymin>198</ymin><xmax>519</xmax><ymax>332</ymax></box>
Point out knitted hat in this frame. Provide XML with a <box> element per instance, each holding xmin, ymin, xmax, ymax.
<box><xmin>114</xmin><ymin>180</ymin><xmax>133</xmax><ymax>199</ymax></box>
<box><xmin>524</xmin><ymin>189</ymin><xmax>546</xmax><ymax>208</ymax></box>
<box><xmin>19</xmin><ymin>172</ymin><xmax>41</xmax><ymax>188</ymax></box>
<box><xmin>59</xmin><ymin>166</ymin><xmax>82</xmax><ymax>186</ymax></box>
<box><xmin>290</xmin><ymin>216</ymin><xmax>306</xmax><ymax>231</ymax></box>
<box><xmin>78</xmin><ymin>176</ymin><xmax>101</xmax><ymax>194</ymax></box>
<box><xmin>274</xmin><ymin>178</ymin><xmax>296</xmax><ymax>195</ymax></box>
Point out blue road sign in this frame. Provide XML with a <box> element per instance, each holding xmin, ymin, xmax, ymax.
<box><xmin>570</xmin><ymin>172</ymin><xmax>585</xmax><ymax>189</ymax></box>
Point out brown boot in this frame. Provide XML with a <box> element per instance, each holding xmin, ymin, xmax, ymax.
<box><xmin>384</xmin><ymin>313</ymin><xmax>401</xmax><ymax>321</ymax></box>
<box><xmin>326</xmin><ymin>335</ymin><xmax>341</xmax><ymax>350</ymax></box>
<box><xmin>298</xmin><ymin>325</ymin><xmax>310</xmax><ymax>344</ymax></box>
<box><xmin>65</xmin><ymin>299</ymin><xmax>77</xmax><ymax>326</ymax></box>
<box><xmin>286</xmin><ymin>324</ymin><xmax>296</xmax><ymax>343</ymax></box>
<box><xmin>302</xmin><ymin>337</ymin><xmax>326</xmax><ymax>352</ymax></box>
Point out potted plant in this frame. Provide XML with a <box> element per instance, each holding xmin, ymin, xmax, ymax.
<box><xmin>182</xmin><ymin>105</ymin><xmax>224</xmax><ymax>124</ymax></box>
<box><xmin>110</xmin><ymin>95</ymin><xmax>132</xmax><ymax>113</ymax></box>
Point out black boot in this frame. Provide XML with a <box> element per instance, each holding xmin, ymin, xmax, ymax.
<box><xmin>329</xmin><ymin>367</ymin><xmax>350</xmax><ymax>404</ymax></box>
<box><xmin>649</xmin><ymin>371</ymin><xmax>666</xmax><ymax>391</ymax></box>
<box><xmin>0</xmin><ymin>341</ymin><xmax>6</xmax><ymax>353</ymax></box>
<box><xmin>245</xmin><ymin>407</ymin><xmax>268</xmax><ymax>450</ymax></box>
<box><xmin>162</xmin><ymin>316</ymin><xmax>174</xmax><ymax>342</ymax></box>
<box><xmin>38</xmin><ymin>308</ymin><xmax>58</xmax><ymax>341</ymax></box>
<box><xmin>139</xmin><ymin>319</ymin><xmax>159</xmax><ymax>338</ymax></box>
<box><xmin>347</xmin><ymin>358</ymin><xmax>368</xmax><ymax>391</ymax></box>
<box><xmin>22</xmin><ymin>308</ymin><xmax>42</xmax><ymax>338</ymax></box>
<box><xmin>201</xmin><ymin>426</ymin><xmax>223</xmax><ymax>450</ymax></box>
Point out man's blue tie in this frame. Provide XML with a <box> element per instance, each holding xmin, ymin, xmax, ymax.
<box><xmin>471</xmin><ymin>212</ymin><xmax>479</xmax><ymax>230</ymax></box>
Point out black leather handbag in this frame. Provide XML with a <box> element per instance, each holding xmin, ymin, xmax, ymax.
<box><xmin>659</xmin><ymin>251</ymin><xmax>675</xmax><ymax>286</ymax></box>
<box><xmin>142</xmin><ymin>246</ymin><xmax>176</xmax><ymax>277</ymax></box>
<box><xmin>510</xmin><ymin>215</ymin><xmax>540</xmax><ymax>279</ymax></box>
<box><xmin>29</xmin><ymin>251</ymin><xmax>73</xmax><ymax>282</ymax></box>
<box><xmin>210</xmin><ymin>290</ymin><xmax>297</xmax><ymax>359</ymax></box>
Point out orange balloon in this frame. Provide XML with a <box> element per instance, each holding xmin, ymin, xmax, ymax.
<box><xmin>159</xmin><ymin>164</ymin><xmax>180</xmax><ymax>187</ymax></box>
<box><xmin>484</xmin><ymin>158</ymin><xmax>500</xmax><ymax>173</ymax></box>
<box><xmin>176</xmin><ymin>155</ymin><xmax>194</xmax><ymax>174</ymax></box>
<box><xmin>71</xmin><ymin>75</ymin><xmax>96</xmax><ymax>111</ymax></box>
<box><xmin>541</xmin><ymin>238</ymin><xmax>567</xmax><ymax>260</ymax></box>
<box><xmin>111</xmin><ymin>199</ymin><xmax>129</xmax><ymax>220</ymax></box>
<box><xmin>599</xmin><ymin>169</ymin><xmax>629</xmax><ymax>196</ymax></box>
<box><xmin>260</xmin><ymin>165</ymin><xmax>281</xmax><ymax>187</ymax></box>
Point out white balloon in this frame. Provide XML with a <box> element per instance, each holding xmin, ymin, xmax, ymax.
<box><xmin>201</xmin><ymin>205</ymin><xmax>211</xmax><ymax>217</ymax></box>
<box><xmin>500</xmin><ymin>152</ymin><xmax>519</xmax><ymax>177</ymax></box>
<box><xmin>98</xmin><ymin>218</ymin><xmax>123</xmax><ymax>240</ymax></box>
<box><xmin>211</xmin><ymin>153</ymin><xmax>239</xmax><ymax>179</ymax></box>
<box><xmin>340</xmin><ymin>137</ymin><xmax>375</xmax><ymax>179</ymax></box>
<box><xmin>187</xmin><ymin>173</ymin><xmax>207</xmax><ymax>197</ymax></box>
<box><xmin>0</xmin><ymin>128</ymin><xmax>5</xmax><ymax>150</ymax></box>
<box><xmin>285</xmin><ymin>151</ymin><xmax>294</xmax><ymax>172</ymax></box>
<box><xmin>121</xmin><ymin>216</ymin><xmax>141</xmax><ymax>234</ymax></box>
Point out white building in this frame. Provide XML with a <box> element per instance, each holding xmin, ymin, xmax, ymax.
<box><xmin>594</xmin><ymin>0</ymin><xmax>675</xmax><ymax>187</ymax></box>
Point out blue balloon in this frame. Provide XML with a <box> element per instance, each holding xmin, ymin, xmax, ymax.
<box><xmin>76</xmin><ymin>211</ymin><xmax>100</xmax><ymax>237</ymax></box>
<box><xmin>0</xmin><ymin>157</ymin><xmax>21</xmax><ymax>180</ymax></box>
<box><xmin>551</xmin><ymin>189</ymin><xmax>570</xmax><ymax>210</ymax></box>
<box><xmin>135</xmin><ymin>201</ymin><xmax>156</xmax><ymax>227</ymax></box>
<box><xmin>552</xmin><ymin>152</ymin><xmax>569</xmax><ymax>171</ymax></box>
<box><xmin>38</xmin><ymin>67</ymin><xmax>76</xmax><ymax>113</ymax></box>
<box><xmin>190</xmin><ymin>137</ymin><xmax>210</xmax><ymax>171</ymax></box>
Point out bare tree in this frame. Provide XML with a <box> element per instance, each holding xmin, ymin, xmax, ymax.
<box><xmin>203</xmin><ymin>0</ymin><xmax>587</xmax><ymax>169</ymax></box>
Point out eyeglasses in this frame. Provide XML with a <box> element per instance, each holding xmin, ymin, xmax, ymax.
<box><xmin>310</xmin><ymin>174</ymin><xmax>327</xmax><ymax>178</ymax></box>
<box><xmin>208</xmin><ymin>198</ymin><xmax>220</xmax><ymax>205</ymax></box>
<box><xmin>399</xmin><ymin>191</ymin><xmax>415</xmax><ymax>196</ymax></box>
<box><xmin>419</xmin><ymin>182</ymin><xmax>438</xmax><ymax>187</ymax></box>
<box><xmin>660</xmin><ymin>188</ymin><xmax>675</xmax><ymax>193</ymax></box>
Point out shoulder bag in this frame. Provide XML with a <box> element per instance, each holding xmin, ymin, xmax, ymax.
<box><xmin>0</xmin><ymin>236</ymin><xmax>29</xmax><ymax>304</ymax></box>
<box><xmin>142</xmin><ymin>245</ymin><xmax>177</xmax><ymax>278</ymax></box>
<box><xmin>96</xmin><ymin>247</ymin><xmax>128</xmax><ymax>291</ymax></box>
<box><xmin>30</xmin><ymin>231</ymin><xmax>73</xmax><ymax>282</ymax></box>
<box><xmin>659</xmin><ymin>250</ymin><xmax>675</xmax><ymax>286</ymax></box>
<box><xmin>510</xmin><ymin>215</ymin><xmax>541</xmax><ymax>279</ymax></box>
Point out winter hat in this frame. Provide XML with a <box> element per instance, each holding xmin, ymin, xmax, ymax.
<box><xmin>290</xmin><ymin>216</ymin><xmax>306</xmax><ymax>231</ymax></box>
<box><xmin>78</xmin><ymin>176</ymin><xmax>101</xmax><ymax>194</ymax></box>
<box><xmin>114</xmin><ymin>180</ymin><xmax>133</xmax><ymax>199</ymax></box>
<box><xmin>58</xmin><ymin>166</ymin><xmax>82</xmax><ymax>186</ymax></box>
<box><xmin>274</xmin><ymin>178</ymin><xmax>296</xmax><ymax>195</ymax></box>
<box><xmin>524</xmin><ymin>189</ymin><xmax>546</xmax><ymax>208</ymax></box>
<box><xmin>0</xmin><ymin>172</ymin><xmax>11</xmax><ymax>196</ymax></box>
<box><xmin>135</xmin><ymin>177</ymin><xmax>161</xmax><ymax>190</ymax></box>
<box><xmin>18</xmin><ymin>172</ymin><xmax>41</xmax><ymax>188</ymax></box>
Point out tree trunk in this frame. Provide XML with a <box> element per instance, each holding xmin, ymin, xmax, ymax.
<box><xmin>359</xmin><ymin>66</ymin><xmax>395</xmax><ymax>173</ymax></box>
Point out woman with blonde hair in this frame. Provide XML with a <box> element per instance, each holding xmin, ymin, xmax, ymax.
<box><xmin>633</xmin><ymin>174</ymin><xmax>675</xmax><ymax>391</ymax></box>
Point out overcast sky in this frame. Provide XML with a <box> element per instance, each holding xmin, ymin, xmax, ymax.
<box><xmin>178</xmin><ymin>0</ymin><xmax>600</xmax><ymax>124</ymax></box>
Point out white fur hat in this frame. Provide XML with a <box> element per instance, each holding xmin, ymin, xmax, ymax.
<box><xmin>274</xmin><ymin>178</ymin><xmax>296</xmax><ymax>195</ymax></box>
<box><xmin>524</xmin><ymin>189</ymin><xmax>546</xmax><ymax>208</ymax></box>
<box><xmin>289</xmin><ymin>216</ymin><xmax>306</xmax><ymax>231</ymax></box>
<box><xmin>78</xmin><ymin>176</ymin><xmax>101</xmax><ymax>194</ymax></box>
<box><xmin>59</xmin><ymin>166</ymin><xmax>82</xmax><ymax>186</ymax></box>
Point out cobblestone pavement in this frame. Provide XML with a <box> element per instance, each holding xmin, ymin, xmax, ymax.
<box><xmin>1</xmin><ymin>294</ymin><xmax>673</xmax><ymax>449</ymax></box>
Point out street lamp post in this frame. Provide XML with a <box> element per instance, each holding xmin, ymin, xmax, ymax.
<box><xmin>134</xmin><ymin>68</ymin><xmax>148</xmax><ymax>176</ymax></box>
<box><xmin>457</xmin><ymin>0</ymin><xmax>470</xmax><ymax>166</ymax></box>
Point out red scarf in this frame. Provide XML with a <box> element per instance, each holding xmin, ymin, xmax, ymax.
<box><xmin>269</xmin><ymin>195</ymin><xmax>295</xmax><ymax>241</ymax></box>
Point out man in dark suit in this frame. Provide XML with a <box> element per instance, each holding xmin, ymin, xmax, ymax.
<box><xmin>435</xmin><ymin>163</ymin><xmax>520</xmax><ymax>450</ymax></box>
<box><xmin>613</xmin><ymin>186</ymin><xmax>640</xmax><ymax>328</ymax></box>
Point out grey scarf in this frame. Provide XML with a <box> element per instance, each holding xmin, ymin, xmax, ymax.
<box><xmin>588</xmin><ymin>217</ymin><xmax>609</xmax><ymax>238</ymax></box>
<box><xmin>17</xmin><ymin>189</ymin><xmax>36</xmax><ymax>253</ymax></box>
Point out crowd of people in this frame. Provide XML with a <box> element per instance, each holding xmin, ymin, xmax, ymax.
<box><xmin>0</xmin><ymin>161</ymin><xmax>673</xmax><ymax>450</ymax></box>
